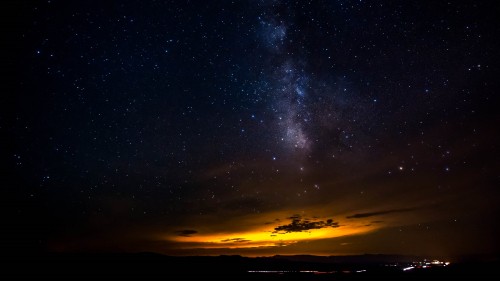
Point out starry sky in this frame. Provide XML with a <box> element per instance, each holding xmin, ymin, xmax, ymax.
<box><xmin>2</xmin><ymin>0</ymin><xmax>499</xmax><ymax>258</ymax></box>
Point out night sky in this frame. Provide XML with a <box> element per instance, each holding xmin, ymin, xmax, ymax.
<box><xmin>2</xmin><ymin>0</ymin><xmax>499</xmax><ymax>258</ymax></box>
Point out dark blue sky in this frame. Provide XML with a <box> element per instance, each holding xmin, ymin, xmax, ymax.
<box><xmin>2</xmin><ymin>0</ymin><xmax>499</xmax><ymax>257</ymax></box>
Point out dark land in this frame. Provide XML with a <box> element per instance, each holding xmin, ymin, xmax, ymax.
<box><xmin>4</xmin><ymin>253</ymin><xmax>499</xmax><ymax>279</ymax></box>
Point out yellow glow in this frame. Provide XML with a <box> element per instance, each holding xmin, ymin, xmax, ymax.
<box><xmin>164</xmin><ymin>212</ymin><xmax>379</xmax><ymax>249</ymax></box>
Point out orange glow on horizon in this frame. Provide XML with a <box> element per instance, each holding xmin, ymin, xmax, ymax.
<box><xmin>162</xmin><ymin>211</ymin><xmax>380</xmax><ymax>250</ymax></box>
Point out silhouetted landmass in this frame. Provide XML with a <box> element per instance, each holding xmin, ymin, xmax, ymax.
<box><xmin>273</xmin><ymin>254</ymin><xmax>421</xmax><ymax>264</ymax></box>
<box><xmin>3</xmin><ymin>252</ymin><xmax>499</xmax><ymax>279</ymax></box>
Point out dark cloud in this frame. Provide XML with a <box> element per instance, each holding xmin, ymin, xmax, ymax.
<box><xmin>273</xmin><ymin>215</ymin><xmax>339</xmax><ymax>234</ymax></box>
<box><xmin>220</xmin><ymin>238</ymin><xmax>251</xmax><ymax>243</ymax></box>
<box><xmin>346</xmin><ymin>208</ymin><xmax>416</xmax><ymax>219</ymax></box>
<box><xmin>265</xmin><ymin>218</ymin><xmax>282</xmax><ymax>225</ymax></box>
<box><xmin>175</xmin><ymin>230</ymin><xmax>198</xmax><ymax>237</ymax></box>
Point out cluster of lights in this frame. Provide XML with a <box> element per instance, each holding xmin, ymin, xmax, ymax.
<box><xmin>403</xmin><ymin>259</ymin><xmax>451</xmax><ymax>271</ymax></box>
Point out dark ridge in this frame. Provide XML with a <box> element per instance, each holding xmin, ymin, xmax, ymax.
<box><xmin>3</xmin><ymin>252</ymin><xmax>499</xmax><ymax>279</ymax></box>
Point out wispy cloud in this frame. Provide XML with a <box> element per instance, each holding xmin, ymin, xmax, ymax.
<box><xmin>175</xmin><ymin>229</ymin><xmax>198</xmax><ymax>237</ymax></box>
<box><xmin>346</xmin><ymin>208</ymin><xmax>416</xmax><ymax>219</ymax></box>
<box><xmin>220</xmin><ymin>238</ymin><xmax>251</xmax><ymax>243</ymax></box>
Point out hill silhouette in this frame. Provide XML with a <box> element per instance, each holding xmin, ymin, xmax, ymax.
<box><xmin>4</xmin><ymin>252</ymin><xmax>499</xmax><ymax>279</ymax></box>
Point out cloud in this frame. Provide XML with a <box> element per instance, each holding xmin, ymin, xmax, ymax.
<box><xmin>346</xmin><ymin>208</ymin><xmax>416</xmax><ymax>219</ymax></box>
<box><xmin>220</xmin><ymin>238</ymin><xmax>251</xmax><ymax>243</ymax></box>
<box><xmin>273</xmin><ymin>214</ymin><xmax>339</xmax><ymax>234</ymax></box>
<box><xmin>176</xmin><ymin>229</ymin><xmax>198</xmax><ymax>237</ymax></box>
<box><xmin>265</xmin><ymin>218</ymin><xmax>281</xmax><ymax>225</ymax></box>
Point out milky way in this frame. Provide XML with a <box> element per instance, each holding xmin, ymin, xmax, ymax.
<box><xmin>260</xmin><ymin>8</ymin><xmax>313</xmax><ymax>155</ymax></box>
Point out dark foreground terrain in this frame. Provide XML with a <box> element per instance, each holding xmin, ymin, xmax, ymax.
<box><xmin>3</xmin><ymin>253</ymin><xmax>499</xmax><ymax>279</ymax></box>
